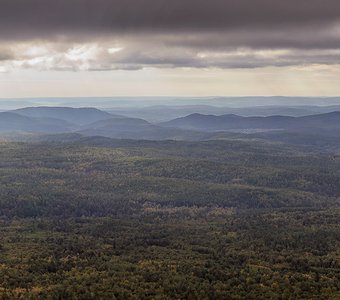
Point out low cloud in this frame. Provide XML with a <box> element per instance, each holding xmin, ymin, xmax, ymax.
<box><xmin>2</xmin><ymin>40</ymin><xmax>340</xmax><ymax>72</ymax></box>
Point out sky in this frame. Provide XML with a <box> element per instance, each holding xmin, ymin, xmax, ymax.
<box><xmin>0</xmin><ymin>0</ymin><xmax>340</xmax><ymax>97</ymax></box>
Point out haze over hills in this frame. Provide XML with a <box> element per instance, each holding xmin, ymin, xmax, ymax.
<box><xmin>161</xmin><ymin>112</ymin><xmax>340</xmax><ymax>136</ymax></box>
<box><xmin>1</xmin><ymin>96</ymin><xmax>340</xmax><ymax>111</ymax></box>
<box><xmin>107</xmin><ymin>104</ymin><xmax>340</xmax><ymax>122</ymax></box>
<box><xmin>2</xmin><ymin>97</ymin><xmax>340</xmax><ymax>124</ymax></box>
<box><xmin>14</xmin><ymin>106</ymin><xmax>117</xmax><ymax>125</ymax></box>
<box><xmin>77</xmin><ymin>117</ymin><xmax>198</xmax><ymax>140</ymax></box>
<box><xmin>0</xmin><ymin>107</ymin><xmax>214</xmax><ymax>141</ymax></box>
<box><xmin>0</xmin><ymin>106</ymin><xmax>339</xmax><ymax>150</ymax></box>
<box><xmin>0</xmin><ymin>111</ymin><xmax>74</xmax><ymax>133</ymax></box>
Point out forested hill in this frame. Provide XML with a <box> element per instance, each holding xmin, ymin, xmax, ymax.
<box><xmin>14</xmin><ymin>106</ymin><xmax>117</xmax><ymax>125</ymax></box>
<box><xmin>0</xmin><ymin>107</ymin><xmax>340</xmax><ymax>151</ymax></box>
<box><xmin>161</xmin><ymin>111</ymin><xmax>340</xmax><ymax>134</ymax></box>
<box><xmin>0</xmin><ymin>138</ymin><xmax>339</xmax><ymax>298</ymax></box>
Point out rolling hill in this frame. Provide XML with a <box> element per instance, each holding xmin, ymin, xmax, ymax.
<box><xmin>0</xmin><ymin>112</ymin><xmax>73</xmax><ymax>133</ymax></box>
<box><xmin>161</xmin><ymin>112</ymin><xmax>340</xmax><ymax>136</ymax></box>
<box><xmin>78</xmin><ymin>117</ymin><xmax>215</xmax><ymax>140</ymax></box>
<box><xmin>1</xmin><ymin>107</ymin><xmax>340</xmax><ymax>150</ymax></box>
<box><xmin>14</xmin><ymin>106</ymin><xmax>118</xmax><ymax>125</ymax></box>
<box><xmin>107</xmin><ymin>104</ymin><xmax>340</xmax><ymax>122</ymax></box>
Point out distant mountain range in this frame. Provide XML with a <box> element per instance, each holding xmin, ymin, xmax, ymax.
<box><xmin>0</xmin><ymin>107</ymin><xmax>213</xmax><ymax>140</ymax></box>
<box><xmin>1</xmin><ymin>96</ymin><xmax>340</xmax><ymax>110</ymax></box>
<box><xmin>107</xmin><ymin>104</ymin><xmax>340</xmax><ymax>122</ymax></box>
<box><xmin>161</xmin><ymin>112</ymin><xmax>340</xmax><ymax>136</ymax></box>
<box><xmin>14</xmin><ymin>107</ymin><xmax>117</xmax><ymax>125</ymax></box>
<box><xmin>0</xmin><ymin>106</ymin><xmax>339</xmax><ymax>150</ymax></box>
<box><xmin>0</xmin><ymin>111</ymin><xmax>74</xmax><ymax>133</ymax></box>
<box><xmin>77</xmin><ymin>117</ymin><xmax>200</xmax><ymax>140</ymax></box>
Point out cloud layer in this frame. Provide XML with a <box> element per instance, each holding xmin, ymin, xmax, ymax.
<box><xmin>1</xmin><ymin>0</ymin><xmax>340</xmax><ymax>71</ymax></box>
<box><xmin>1</xmin><ymin>0</ymin><xmax>340</xmax><ymax>37</ymax></box>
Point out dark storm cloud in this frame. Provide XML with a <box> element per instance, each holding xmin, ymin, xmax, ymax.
<box><xmin>1</xmin><ymin>0</ymin><xmax>340</xmax><ymax>70</ymax></box>
<box><xmin>163</xmin><ymin>29</ymin><xmax>340</xmax><ymax>50</ymax></box>
<box><xmin>1</xmin><ymin>0</ymin><xmax>340</xmax><ymax>42</ymax></box>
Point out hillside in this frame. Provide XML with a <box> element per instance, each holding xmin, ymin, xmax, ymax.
<box><xmin>161</xmin><ymin>112</ymin><xmax>340</xmax><ymax>135</ymax></box>
<box><xmin>0</xmin><ymin>112</ymin><xmax>74</xmax><ymax>133</ymax></box>
<box><xmin>14</xmin><ymin>106</ymin><xmax>117</xmax><ymax>125</ymax></box>
<box><xmin>1</xmin><ymin>107</ymin><xmax>340</xmax><ymax>151</ymax></box>
<box><xmin>107</xmin><ymin>104</ymin><xmax>340</xmax><ymax>122</ymax></box>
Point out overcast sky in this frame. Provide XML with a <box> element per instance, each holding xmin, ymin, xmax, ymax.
<box><xmin>1</xmin><ymin>0</ymin><xmax>340</xmax><ymax>97</ymax></box>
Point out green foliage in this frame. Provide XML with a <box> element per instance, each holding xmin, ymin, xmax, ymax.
<box><xmin>0</xmin><ymin>140</ymin><xmax>339</xmax><ymax>299</ymax></box>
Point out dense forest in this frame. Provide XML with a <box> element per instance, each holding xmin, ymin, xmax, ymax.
<box><xmin>0</xmin><ymin>138</ymin><xmax>339</xmax><ymax>299</ymax></box>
